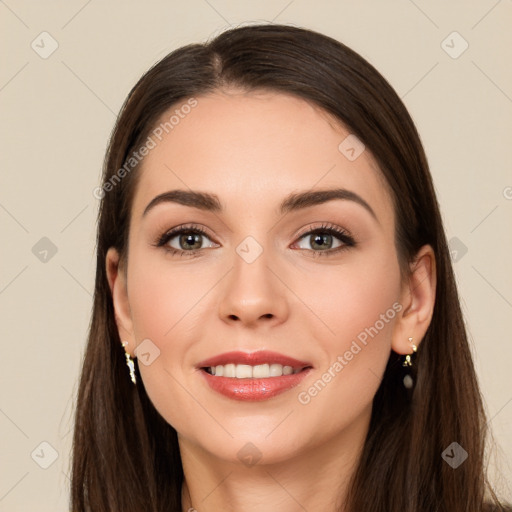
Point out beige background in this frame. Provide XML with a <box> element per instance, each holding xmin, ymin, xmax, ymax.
<box><xmin>1</xmin><ymin>1</ymin><xmax>511</xmax><ymax>510</ymax></box>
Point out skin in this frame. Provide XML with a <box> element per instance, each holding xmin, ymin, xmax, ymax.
<box><xmin>106</xmin><ymin>89</ymin><xmax>436</xmax><ymax>512</ymax></box>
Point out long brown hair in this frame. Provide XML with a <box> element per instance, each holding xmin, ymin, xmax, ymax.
<box><xmin>71</xmin><ymin>23</ymin><xmax>511</xmax><ymax>511</ymax></box>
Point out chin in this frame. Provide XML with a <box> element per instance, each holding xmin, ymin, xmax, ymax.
<box><xmin>201</xmin><ymin>434</ymin><xmax>305</xmax><ymax>468</ymax></box>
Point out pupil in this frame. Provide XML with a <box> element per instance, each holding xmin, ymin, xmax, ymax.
<box><xmin>312</xmin><ymin>234</ymin><xmax>331</xmax><ymax>250</ymax></box>
<box><xmin>181</xmin><ymin>233</ymin><xmax>201</xmax><ymax>250</ymax></box>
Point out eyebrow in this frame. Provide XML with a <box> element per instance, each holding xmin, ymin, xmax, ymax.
<box><xmin>142</xmin><ymin>188</ymin><xmax>378</xmax><ymax>222</ymax></box>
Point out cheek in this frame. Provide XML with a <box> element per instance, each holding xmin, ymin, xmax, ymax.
<box><xmin>292</xmin><ymin>248</ymin><xmax>402</xmax><ymax>349</ymax></box>
<box><xmin>292</xmin><ymin>249</ymin><xmax>401</xmax><ymax>431</ymax></box>
<box><xmin>125</xmin><ymin>253</ymin><xmax>212</xmax><ymax>429</ymax></box>
<box><xmin>127</xmin><ymin>250</ymin><xmax>209</xmax><ymax>345</ymax></box>
<box><xmin>125</xmin><ymin>248</ymin><xmax>221</xmax><ymax>376</ymax></box>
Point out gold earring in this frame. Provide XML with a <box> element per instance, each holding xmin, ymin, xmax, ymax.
<box><xmin>121</xmin><ymin>341</ymin><xmax>137</xmax><ymax>385</ymax></box>
<box><xmin>402</xmin><ymin>337</ymin><xmax>417</xmax><ymax>367</ymax></box>
<box><xmin>402</xmin><ymin>337</ymin><xmax>417</xmax><ymax>390</ymax></box>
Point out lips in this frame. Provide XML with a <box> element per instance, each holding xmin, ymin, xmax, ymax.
<box><xmin>196</xmin><ymin>350</ymin><xmax>313</xmax><ymax>401</ymax></box>
<box><xmin>197</xmin><ymin>350</ymin><xmax>311</xmax><ymax>369</ymax></box>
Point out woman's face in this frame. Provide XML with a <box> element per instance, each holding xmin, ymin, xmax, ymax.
<box><xmin>110</xmin><ymin>89</ymin><xmax>409</xmax><ymax>465</ymax></box>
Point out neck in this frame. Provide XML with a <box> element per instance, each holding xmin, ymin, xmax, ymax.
<box><xmin>179</xmin><ymin>406</ymin><xmax>371</xmax><ymax>512</ymax></box>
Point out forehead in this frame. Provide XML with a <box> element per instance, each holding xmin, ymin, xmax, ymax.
<box><xmin>131</xmin><ymin>89</ymin><xmax>393</xmax><ymax>225</ymax></box>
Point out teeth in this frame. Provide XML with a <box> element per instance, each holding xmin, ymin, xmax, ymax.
<box><xmin>253</xmin><ymin>364</ymin><xmax>270</xmax><ymax>378</ymax></box>
<box><xmin>224</xmin><ymin>364</ymin><xmax>236</xmax><ymax>378</ymax></box>
<box><xmin>236</xmin><ymin>364</ymin><xmax>253</xmax><ymax>378</ymax></box>
<box><xmin>206</xmin><ymin>363</ymin><xmax>301</xmax><ymax>378</ymax></box>
<box><xmin>283</xmin><ymin>365</ymin><xmax>293</xmax><ymax>375</ymax></box>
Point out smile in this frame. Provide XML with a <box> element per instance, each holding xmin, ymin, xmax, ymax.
<box><xmin>197</xmin><ymin>350</ymin><xmax>313</xmax><ymax>401</ymax></box>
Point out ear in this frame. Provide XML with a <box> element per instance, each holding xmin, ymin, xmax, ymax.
<box><xmin>106</xmin><ymin>247</ymin><xmax>135</xmax><ymax>357</ymax></box>
<box><xmin>391</xmin><ymin>244</ymin><xmax>437</xmax><ymax>355</ymax></box>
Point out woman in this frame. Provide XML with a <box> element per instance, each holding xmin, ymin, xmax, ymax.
<box><xmin>71</xmin><ymin>23</ymin><xmax>511</xmax><ymax>511</ymax></box>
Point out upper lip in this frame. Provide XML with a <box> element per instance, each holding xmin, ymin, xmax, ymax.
<box><xmin>197</xmin><ymin>350</ymin><xmax>313</xmax><ymax>370</ymax></box>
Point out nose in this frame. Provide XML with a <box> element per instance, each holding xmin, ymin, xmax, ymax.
<box><xmin>218</xmin><ymin>243</ymin><xmax>289</xmax><ymax>328</ymax></box>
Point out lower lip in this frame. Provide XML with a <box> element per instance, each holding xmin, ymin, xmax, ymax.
<box><xmin>199</xmin><ymin>368</ymin><xmax>312</xmax><ymax>401</ymax></box>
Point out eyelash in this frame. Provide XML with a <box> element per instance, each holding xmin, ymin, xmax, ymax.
<box><xmin>153</xmin><ymin>222</ymin><xmax>356</xmax><ymax>258</ymax></box>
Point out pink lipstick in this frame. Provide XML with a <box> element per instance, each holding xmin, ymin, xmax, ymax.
<box><xmin>197</xmin><ymin>350</ymin><xmax>313</xmax><ymax>401</ymax></box>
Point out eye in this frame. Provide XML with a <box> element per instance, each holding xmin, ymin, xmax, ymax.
<box><xmin>153</xmin><ymin>224</ymin><xmax>218</xmax><ymax>256</ymax></box>
<box><xmin>153</xmin><ymin>222</ymin><xmax>356</xmax><ymax>258</ymax></box>
<box><xmin>293</xmin><ymin>223</ymin><xmax>356</xmax><ymax>257</ymax></box>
